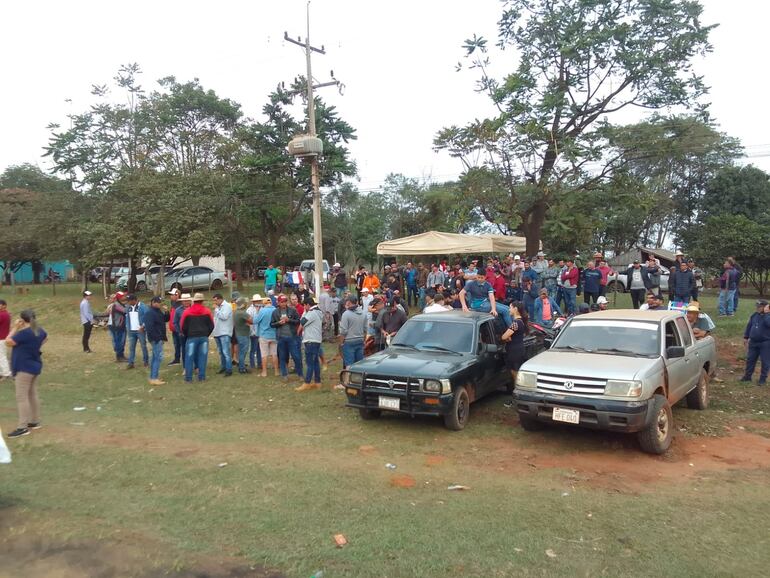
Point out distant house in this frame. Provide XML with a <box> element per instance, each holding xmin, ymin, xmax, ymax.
<box><xmin>1</xmin><ymin>260</ymin><xmax>76</xmax><ymax>283</ymax></box>
<box><xmin>607</xmin><ymin>247</ymin><xmax>678</xmax><ymax>270</ymax></box>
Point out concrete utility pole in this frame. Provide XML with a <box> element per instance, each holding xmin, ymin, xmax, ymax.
<box><xmin>285</xmin><ymin>2</ymin><xmax>340</xmax><ymax>295</ymax></box>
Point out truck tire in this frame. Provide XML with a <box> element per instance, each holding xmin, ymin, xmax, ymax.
<box><xmin>443</xmin><ymin>386</ymin><xmax>470</xmax><ymax>431</ymax></box>
<box><xmin>606</xmin><ymin>280</ymin><xmax>622</xmax><ymax>292</ymax></box>
<box><xmin>686</xmin><ymin>369</ymin><xmax>709</xmax><ymax>410</ymax></box>
<box><xmin>519</xmin><ymin>413</ymin><xmax>546</xmax><ymax>431</ymax></box>
<box><xmin>637</xmin><ymin>394</ymin><xmax>673</xmax><ymax>455</ymax></box>
<box><xmin>359</xmin><ymin>408</ymin><xmax>381</xmax><ymax>420</ymax></box>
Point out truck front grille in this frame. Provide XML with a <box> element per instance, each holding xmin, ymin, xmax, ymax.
<box><xmin>364</xmin><ymin>374</ymin><xmax>421</xmax><ymax>392</ymax></box>
<box><xmin>536</xmin><ymin>373</ymin><xmax>606</xmax><ymax>395</ymax></box>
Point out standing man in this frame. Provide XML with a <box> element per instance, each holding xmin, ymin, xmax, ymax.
<box><xmin>180</xmin><ymin>293</ymin><xmax>214</xmax><ymax>383</ymax></box>
<box><xmin>492</xmin><ymin>268</ymin><xmax>507</xmax><ymax>304</ymax></box>
<box><xmin>79</xmin><ymin>290</ymin><xmax>94</xmax><ymax>353</ymax></box>
<box><xmin>543</xmin><ymin>259</ymin><xmax>560</xmax><ymax>299</ymax></box>
<box><xmin>624</xmin><ymin>260</ymin><xmax>647</xmax><ymax>310</ymax></box>
<box><xmin>377</xmin><ymin>300</ymin><xmax>408</xmax><ymax>344</ymax></box>
<box><xmin>339</xmin><ymin>296</ymin><xmax>366</xmax><ymax>369</ymax></box>
<box><xmin>688</xmin><ymin>259</ymin><xmax>703</xmax><ymax>302</ymax></box>
<box><xmin>597</xmin><ymin>259</ymin><xmax>616</xmax><ymax>297</ymax></box>
<box><xmin>271</xmin><ymin>294</ymin><xmax>303</xmax><ymax>381</ymax></box>
<box><xmin>125</xmin><ymin>295</ymin><xmax>149</xmax><ymax>369</ymax></box>
<box><xmin>405</xmin><ymin>262</ymin><xmax>418</xmax><ymax>308</ymax></box>
<box><xmin>642</xmin><ymin>256</ymin><xmax>661</xmax><ymax>294</ymax></box>
<box><xmin>246</xmin><ymin>294</ymin><xmax>263</xmax><ymax>372</ymax></box>
<box><xmin>582</xmin><ymin>261</ymin><xmax>603</xmax><ymax>305</ymax></box>
<box><xmin>167</xmin><ymin>288</ymin><xmax>183</xmax><ymax>366</ymax></box>
<box><xmin>672</xmin><ymin>260</ymin><xmax>694</xmax><ymax>304</ymax></box>
<box><xmin>296</xmin><ymin>297</ymin><xmax>324</xmax><ymax>391</ymax></box>
<box><xmin>560</xmin><ymin>259</ymin><xmax>579</xmax><ymax>315</ymax></box>
<box><xmin>416</xmin><ymin>262</ymin><xmax>428</xmax><ymax>310</ymax></box>
<box><xmin>741</xmin><ymin>300</ymin><xmax>770</xmax><ymax>386</ymax></box>
<box><xmin>718</xmin><ymin>260</ymin><xmax>739</xmax><ymax>317</ymax></box>
<box><xmin>521</xmin><ymin>259</ymin><xmax>539</xmax><ymax>292</ymax></box>
<box><xmin>264</xmin><ymin>264</ymin><xmax>278</xmax><ymax>294</ymax></box>
<box><xmin>256</xmin><ymin>297</ymin><xmax>279</xmax><ymax>377</ymax></box>
<box><xmin>109</xmin><ymin>292</ymin><xmax>128</xmax><ymax>362</ymax></box>
<box><xmin>144</xmin><ymin>296</ymin><xmax>170</xmax><ymax>386</ymax></box>
<box><xmin>427</xmin><ymin>263</ymin><xmax>446</xmax><ymax>291</ymax></box>
<box><xmin>0</xmin><ymin>300</ymin><xmax>11</xmax><ymax>379</ymax></box>
<box><xmin>233</xmin><ymin>297</ymin><xmax>251</xmax><ymax>374</ymax></box>
<box><xmin>532</xmin><ymin>251</ymin><xmax>548</xmax><ymax>286</ymax></box>
<box><xmin>174</xmin><ymin>293</ymin><xmax>192</xmax><ymax>369</ymax></box>
<box><xmin>355</xmin><ymin>266</ymin><xmax>367</xmax><ymax>300</ymax></box>
<box><xmin>333</xmin><ymin>263</ymin><xmax>348</xmax><ymax>298</ymax></box>
<box><xmin>212</xmin><ymin>293</ymin><xmax>234</xmax><ymax>377</ymax></box>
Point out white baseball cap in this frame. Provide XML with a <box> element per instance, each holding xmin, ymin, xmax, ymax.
<box><xmin>514</xmin><ymin>255</ymin><xmax>521</xmax><ymax>260</ymax></box>
<box><xmin>83</xmin><ymin>290</ymin><xmax>93</xmax><ymax>296</ymax></box>
<box><xmin>597</xmin><ymin>296</ymin><xmax>608</xmax><ymax>305</ymax></box>
<box><xmin>167</xmin><ymin>288</ymin><xmax>179</xmax><ymax>295</ymax></box>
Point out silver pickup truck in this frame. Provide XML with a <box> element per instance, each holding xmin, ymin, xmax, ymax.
<box><xmin>513</xmin><ymin>310</ymin><xmax>717</xmax><ymax>454</ymax></box>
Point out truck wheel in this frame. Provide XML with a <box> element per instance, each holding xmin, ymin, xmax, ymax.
<box><xmin>606</xmin><ymin>280</ymin><xmax>620</xmax><ymax>292</ymax></box>
<box><xmin>637</xmin><ymin>394</ymin><xmax>673</xmax><ymax>455</ymax></box>
<box><xmin>359</xmin><ymin>408</ymin><xmax>381</xmax><ymax>420</ymax></box>
<box><xmin>519</xmin><ymin>413</ymin><xmax>545</xmax><ymax>431</ymax></box>
<box><xmin>686</xmin><ymin>369</ymin><xmax>709</xmax><ymax>410</ymax></box>
<box><xmin>443</xmin><ymin>386</ymin><xmax>470</xmax><ymax>431</ymax></box>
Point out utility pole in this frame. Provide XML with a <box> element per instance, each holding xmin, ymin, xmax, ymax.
<box><xmin>285</xmin><ymin>2</ymin><xmax>340</xmax><ymax>295</ymax></box>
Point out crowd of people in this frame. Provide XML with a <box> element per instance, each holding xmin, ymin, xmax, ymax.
<box><xmin>1</xmin><ymin>249</ymin><xmax>765</xmax><ymax>442</ymax></box>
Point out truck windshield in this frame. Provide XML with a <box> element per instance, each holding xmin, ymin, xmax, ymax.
<box><xmin>391</xmin><ymin>320</ymin><xmax>473</xmax><ymax>353</ymax></box>
<box><xmin>553</xmin><ymin>320</ymin><xmax>659</xmax><ymax>357</ymax></box>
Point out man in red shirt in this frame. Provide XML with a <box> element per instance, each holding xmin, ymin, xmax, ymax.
<box><xmin>492</xmin><ymin>268</ymin><xmax>507</xmax><ymax>303</ymax></box>
<box><xmin>0</xmin><ymin>299</ymin><xmax>10</xmax><ymax>378</ymax></box>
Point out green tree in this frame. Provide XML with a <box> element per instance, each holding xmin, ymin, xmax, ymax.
<box><xmin>700</xmin><ymin>165</ymin><xmax>770</xmax><ymax>223</ymax></box>
<box><xmin>435</xmin><ymin>0</ymin><xmax>714</xmax><ymax>254</ymax></box>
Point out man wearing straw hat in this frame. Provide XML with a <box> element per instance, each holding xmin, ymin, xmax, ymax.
<box><xmin>180</xmin><ymin>293</ymin><xmax>214</xmax><ymax>383</ymax></box>
<box><xmin>246</xmin><ymin>294</ymin><xmax>264</xmax><ymax>372</ymax></box>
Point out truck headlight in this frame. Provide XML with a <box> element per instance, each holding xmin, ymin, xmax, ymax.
<box><xmin>423</xmin><ymin>379</ymin><xmax>442</xmax><ymax>393</ymax></box>
<box><xmin>340</xmin><ymin>371</ymin><xmax>363</xmax><ymax>386</ymax></box>
<box><xmin>516</xmin><ymin>371</ymin><xmax>537</xmax><ymax>389</ymax></box>
<box><xmin>605</xmin><ymin>380</ymin><xmax>642</xmax><ymax>397</ymax></box>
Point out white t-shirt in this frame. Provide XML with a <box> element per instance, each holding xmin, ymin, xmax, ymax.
<box><xmin>423</xmin><ymin>303</ymin><xmax>451</xmax><ymax>313</ymax></box>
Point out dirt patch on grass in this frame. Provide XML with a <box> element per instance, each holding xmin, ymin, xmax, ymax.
<box><xmin>0</xmin><ymin>509</ymin><xmax>284</xmax><ymax>578</ymax></box>
<box><xmin>425</xmin><ymin>455</ymin><xmax>447</xmax><ymax>467</ymax></box>
<box><xmin>389</xmin><ymin>474</ymin><xmax>416</xmax><ymax>489</ymax></box>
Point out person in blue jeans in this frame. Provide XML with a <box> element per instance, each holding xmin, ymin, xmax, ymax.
<box><xmin>180</xmin><ymin>293</ymin><xmax>214</xmax><ymax>382</ymax></box>
<box><xmin>271</xmin><ymin>295</ymin><xmax>303</xmax><ymax>380</ymax></box>
<box><xmin>459</xmin><ymin>271</ymin><xmax>513</xmax><ymax>328</ymax></box>
<box><xmin>125</xmin><ymin>295</ymin><xmax>149</xmax><ymax>369</ymax></box>
<box><xmin>718</xmin><ymin>260</ymin><xmax>739</xmax><ymax>316</ymax></box>
<box><xmin>297</xmin><ymin>298</ymin><xmax>324</xmax><ymax>391</ymax></box>
<box><xmin>741</xmin><ymin>300</ymin><xmax>770</xmax><ymax>385</ymax></box>
<box><xmin>339</xmin><ymin>296</ymin><xmax>366</xmax><ymax>371</ymax></box>
<box><xmin>212</xmin><ymin>293</ymin><xmax>234</xmax><ymax>376</ymax></box>
<box><xmin>143</xmin><ymin>296</ymin><xmax>170</xmax><ymax>385</ymax></box>
<box><xmin>246</xmin><ymin>295</ymin><xmax>264</xmax><ymax>371</ymax></box>
<box><xmin>108</xmin><ymin>292</ymin><xmax>128</xmax><ymax>361</ymax></box>
<box><xmin>232</xmin><ymin>298</ymin><xmax>252</xmax><ymax>373</ymax></box>
<box><xmin>264</xmin><ymin>264</ymin><xmax>278</xmax><ymax>294</ymax></box>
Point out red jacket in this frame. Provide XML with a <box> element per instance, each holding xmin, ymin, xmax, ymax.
<box><xmin>492</xmin><ymin>275</ymin><xmax>507</xmax><ymax>301</ymax></box>
<box><xmin>180</xmin><ymin>303</ymin><xmax>214</xmax><ymax>338</ymax></box>
<box><xmin>561</xmin><ymin>267</ymin><xmax>579</xmax><ymax>288</ymax></box>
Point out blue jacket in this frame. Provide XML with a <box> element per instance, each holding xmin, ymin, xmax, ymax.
<box><xmin>522</xmin><ymin>268</ymin><xmax>539</xmax><ymax>289</ymax></box>
<box><xmin>405</xmin><ymin>268</ymin><xmax>417</xmax><ymax>287</ymax></box>
<box><xmin>144</xmin><ymin>307</ymin><xmax>170</xmax><ymax>342</ymax></box>
<box><xmin>534</xmin><ymin>297</ymin><xmax>562</xmax><ymax>325</ymax></box>
<box><xmin>125</xmin><ymin>302</ymin><xmax>149</xmax><ymax>331</ymax></box>
<box><xmin>583</xmin><ymin>269</ymin><xmax>602</xmax><ymax>294</ymax></box>
<box><xmin>745</xmin><ymin>312</ymin><xmax>770</xmax><ymax>342</ymax></box>
<box><xmin>672</xmin><ymin>269</ymin><xmax>694</xmax><ymax>298</ymax></box>
<box><xmin>172</xmin><ymin>303</ymin><xmax>185</xmax><ymax>333</ymax></box>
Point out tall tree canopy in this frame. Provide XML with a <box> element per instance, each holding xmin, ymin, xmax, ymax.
<box><xmin>435</xmin><ymin>0</ymin><xmax>715</xmax><ymax>254</ymax></box>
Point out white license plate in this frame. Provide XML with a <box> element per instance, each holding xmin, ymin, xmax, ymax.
<box><xmin>378</xmin><ymin>396</ymin><xmax>400</xmax><ymax>410</ymax></box>
<box><xmin>552</xmin><ymin>407</ymin><xmax>580</xmax><ymax>424</ymax></box>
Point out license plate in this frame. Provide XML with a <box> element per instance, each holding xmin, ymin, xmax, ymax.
<box><xmin>378</xmin><ymin>396</ymin><xmax>400</xmax><ymax>410</ymax></box>
<box><xmin>552</xmin><ymin>407</ymin><xmax>580</xmax><ymax>424</ymax></box>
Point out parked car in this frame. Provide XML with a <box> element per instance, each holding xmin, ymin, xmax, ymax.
<box><xmin>606</xmin><ymin>265</ymin><xmax>670</xmax><ymax>293</ymax></box>
<box><xmin>342</xmin><ymin>311</ymin><xmax>544</xmax><ymax>430</ymax></box>
<box><xmin>513</xmin><ymin>309</ymin><xmax>716</xmax><ymax>454</ymax></box>
<box><xmin>116</xmin><ymin>265</ymin><xmax>174</xmax><ymax>292</ymax></box>
<box><xmin>256</xmin><ymin>267</ymin><xmax>268</xmax><ymax>279</ymax></box>
<box><xmin>164</xmin><ymin>266</ymin><xmax>228</xmax><ymax>292</ymax></box>
<box><xmin>109</xmin><ymin>267</ymin><xmax>130</xmax><ymax>283</ymax></box>
<box><xmin>89</xmin><ymin>267</ymin><xmax>108</xmax><ymax>282</ymax></box>
<box><xmin>300</xmin><ymin>259</ymin><xmax>331</xmax><ymax>285</ymax></box>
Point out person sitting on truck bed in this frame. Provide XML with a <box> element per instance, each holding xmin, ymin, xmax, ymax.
<box><xmin>686</xmin><ymin>303</ymin><xmax>715</xmax><ymax>340</ymax></box>
<box><xmin>460</xmin><ymin>271</ymin><xmax>514</xmax><ymax>329</ymax></box>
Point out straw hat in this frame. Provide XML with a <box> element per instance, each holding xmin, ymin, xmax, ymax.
<box><xmin>180</xmin><ymin>293</ymin><xmax>192</xmax><ymax>302</ymax></box>
<box><xmin>192</xmin><ymin>293</ymin><xmax>205</xmax><ymax>302</ymax></box>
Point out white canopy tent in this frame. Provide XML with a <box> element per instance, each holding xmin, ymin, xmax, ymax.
<box><xmin>376</xmin><ymin>231</ymin><xmax>528</xmax><ymax>256</ymax></box>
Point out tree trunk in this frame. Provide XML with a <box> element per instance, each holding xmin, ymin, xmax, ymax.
<box><xmin>233</xmin><ymin>235</ymin><xmax>244</xmax><ymax>291</ymax></box>
<box><xmin>32</xmin><ymin>260</ymin><xmax>43</xmax><ymax>284</ymax></box>
<box><xmin>264</xmin><ymin>231</ymin><xmax>281</xmax><ymax>267</ymax></box>
<box><xmin>520</xmin><ymin>201</ymin><xmax>547</xmax><ymax>256</ymax></box>
<box><xmin>191</xmin><ymin>255</ymin><xmax>201</xmax><ymax>266</ymax></box>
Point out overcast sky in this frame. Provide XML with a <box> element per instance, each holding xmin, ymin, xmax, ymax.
<box><xmin>2</xmin><ymin>0</ymin><xmax>769</xmax><ymax>188</ymax></box>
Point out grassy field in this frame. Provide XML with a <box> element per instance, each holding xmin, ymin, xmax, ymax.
<box><xmin>1</xmin><ymin>284</ymin><xmax>769</xmax><ymax>578</ymax></box>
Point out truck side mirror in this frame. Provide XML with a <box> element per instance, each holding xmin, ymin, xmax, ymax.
<box><xmin>483</xmin><ymin>343</ymin><xmax>499</xmax><ymax>355</ymax></box>
<box><xmin>666</xmin><ymin>345</ymin><xmax>685</xmax><ymax>359</ymax></box>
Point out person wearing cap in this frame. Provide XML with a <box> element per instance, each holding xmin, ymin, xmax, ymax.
<box><xmin>641</xmin><ymin>256</ymin><xmax>661</xmax><ymax>294</ymax></box>
<box><xmin>144</xmin><ymin>296</ymin><xmax>170</xmax><ymax>385</ymax></box>
<box><xmin>180</xmin><ymin>293</ymin><xmax>214</xmax><ymax>382</ymax></box>
<box><xmin>108</xmin><ymin>292</ymin><xmax>128</xmax><ymax>362</ymax></box>
<box><xmin>166</xmin><ymin>288</ymin><xmax>183</xmax><ymax>366</ymax></box>
<box><xmin>534</xmin><ymin>288</ymin><xmax>562</xmax><ymax>327</ymax></box>
<box><xmin>542</xmin><ymin>259</ymin><xmax>560</xmax><ymax>300</ymax></box>
<box><xmin>255</xmin><ymin>296</ymin><xmax>278</xmax><ymax>377</ymax></box>
<box><xmin>125</xmin><ymin>294</ymin><xmax>149</xmax><ymax>370</ymax></box>
<box><xmin>246</xmin><ymin>294</ymin><xmax>264</xmax><ymax>372</ymax></box>
<box><xmin>365</xmin><ymin>297</ymin><xmax>387</xmax><ymax>354</ymax></box>
<box><xmin>271</xmin><ymin>294</ymin><xmax>303</xmax><ymax>381</ymax></box>
<box><xmin>596</xmin><ymin>295</ymin><xmax>609</xmax><ymax>311</ymax></box>
<box><xmin>459</xmin><ymin>270</ymin><xmax>514</xmax><ymax>328</ymax></box>
<box><xmin>687</xmin><ymin>259</ymin><xmax>703</xmax><ymax>301</ymax></box>
<box><xmin>741</xmin><ymin>300</ymin><xmax>770</xmax><ymax>385</ymax></box>
<box><xmin>624</xmin><ymin>260</ymin><xmax>647</xmax><ymax>309</ymax></box>
<box><xmin>685</xmin><ymin>303</ymin><xmax>713</xmax><ymax>340</ymax></box>
<box><xmin>339</xmin><ymin>296</ymin><xmax>366</xmax><ymax>369</ymax></box>
<box><xmin>174</xmin><ymin>293</ymin><xmax>192</xmax><ymax>369</ymax></box>
<box><xmin>560</xmin><ymin>259</ymin><xmax>579</xmax><ymax>315</ymax></box>
<box><xmin>212</xmin><ymin>294</ymin><xmax>234</xmax><ymax>377</ymax></box>
<box><xmin>296</xmin><ymin>297</ymin><xmax>324</xmax><ymax>391</ymax></box>
<box><xmin>80</xmin><ymin>290</ymin><xmax>94</xmax><ymax>353</ymax></box>
<box><xmin>360</xmin><ymin>287</ymin><xmax>373</xmax><ymax>312</ymax></box>
<box><xmin>532</xmin><ymin>251</ymin><xmax>548</xmax><ymax>284</ymax></box>
<box><xmin>355</xmin><ymin>266</ymin><xmax>367</xmax><ymax>300</ymax></box>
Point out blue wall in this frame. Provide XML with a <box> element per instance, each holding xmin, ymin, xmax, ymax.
<box><xmin>1</xmin><ymin>261</ymin><xmax>74</xmax><ymax>283</ymax></box>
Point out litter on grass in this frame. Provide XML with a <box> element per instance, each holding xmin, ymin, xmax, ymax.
<box><xmin>546</xmin><ymin>549</ymin><xmax>557</xmax><ymax>559</ymax></box>
<box><xmin>218</xmin><ymin>462</ymin><xmax>229</xmax><ymax>468</ymax></box>
<box><xmin>447</xmin><ymin>485</ymin><xmax>471</xmax><ymax>491</ymax></box>
<box><xmin>385</xmin><ymin>463</ymin><xmax>397</xmax><ymax>470</ymax></box>
<box><xmin>73</xmin><ymin>407</ymin><xmax>86</xmax><ymax>411</ymax></box>
<box><xmin>333</xmin><ymin>534</ymin><xmax>348</xmax><ymax>548</ymax></box>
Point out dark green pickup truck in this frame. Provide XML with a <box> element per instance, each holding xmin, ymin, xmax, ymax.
<box><xmin>341</xmin><ymin>311</ymin><xmax>543</xmax><ymax>430</ymax></box>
